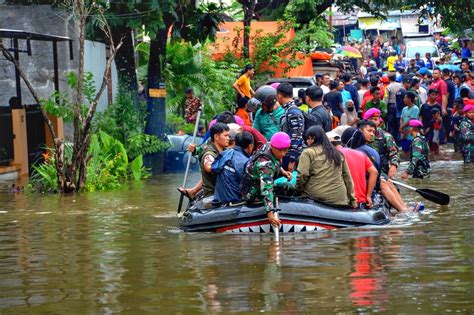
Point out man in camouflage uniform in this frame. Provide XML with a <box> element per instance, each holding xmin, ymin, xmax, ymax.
<box><xmin>364</xmin><ymin>108</ymin><xmax>400</xmax><ymax>178</ymax></box>
<box><xmin>242</xmin><ymin>132</ymin><xmax>292</xmax><ymax>227</ymax></box>
<box><xmin>402</xmin><ymin>120</ymin><xmax>431</xmax><ymax>179</ymax></box>
<box><xmin>276</xmin><ymin>82</ymin><xmax>305</xmax><ymax>171</ymax></box>
<box><xmin>458</xmin><ymin>105</ymin><xmax>474</xmax><ymax>163</ymax></box>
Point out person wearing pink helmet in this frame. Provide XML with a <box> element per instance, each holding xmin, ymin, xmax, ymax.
<box><xmin>402</xmin><ymin>119</ymin><xmax>431</xmax><ymax>178</ymax></box>
<box><xmin>241</xmin><ymin>132</ymin><xmax>293</xmax><ymax>227</ymax></box>
<box><xmin>457</xmin><ymin>104</ymin><xmax>474</xmax><ymax>163</ymax></box>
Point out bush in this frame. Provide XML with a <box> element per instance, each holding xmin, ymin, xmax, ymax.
<box><xmin>28</xmin><ymin>132</ymin><xmax>148</xmax><ymax>193</ymax></box>
<box><xmin>94</xmin><ymin>89</ymin><xmax>169</xmax><ymax>160</ymax></box>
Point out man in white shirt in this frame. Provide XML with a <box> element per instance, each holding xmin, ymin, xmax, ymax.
<box><xmin>321</xmin><ymin>73</ymin><xmax>331</xmax><ymax>95</ymax></box>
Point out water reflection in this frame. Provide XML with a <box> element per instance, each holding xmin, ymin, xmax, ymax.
<box><xmin>0</xmin><ymin>164</ymin><xmax>472</xmax><ymax>313</ymax></box>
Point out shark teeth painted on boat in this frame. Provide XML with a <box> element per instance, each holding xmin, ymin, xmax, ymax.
<box><xmin>223</xmin><ymin>223</ymin><xmax>328</xmax><ymax>234</ymax></box>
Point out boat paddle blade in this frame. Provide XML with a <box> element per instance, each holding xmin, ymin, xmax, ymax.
<box><xmin>417</xmin><ymin>188</ymin><xmax>450</xmax><ymax>205</ymax></box>
<box><xmin>177</xmin><ymin>194</ymin><xmax>185</xmax><ymax>214</ymax></box>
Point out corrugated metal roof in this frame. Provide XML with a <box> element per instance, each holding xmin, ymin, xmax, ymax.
<box><xmin>357</xmin><ymin>10</ymin><xmax>419</xmax><ymax>18</ymax></box>
<box><xmin>0</xmin><ymin>29</ymin><xmax>72</xmax><ymax>41</ymax></box>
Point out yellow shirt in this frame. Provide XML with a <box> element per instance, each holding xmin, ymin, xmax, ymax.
<box><xmin>387</xmin><ymin>56</ymin><xmax>397</xmax><ymax>71</ymax></box>
<box><xmin>234</xmin><ymin>74</ymin><xmax>251</xmax><ymax>98</ymax></box>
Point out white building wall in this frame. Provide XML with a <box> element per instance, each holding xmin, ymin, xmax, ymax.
<box><xmin>84</xmin><ymin>40</ymin><xmax>118</xmax><ymax>112</ymax></box>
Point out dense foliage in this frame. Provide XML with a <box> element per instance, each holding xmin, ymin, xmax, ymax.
<box><xmin>94</xmin><ymin>90</ymin><xmax>169</xmax><ymax>160</ymax></box>
<box><xmin>136</xmin><ymin>40</ymin><xmax>238</xmax><ymax>125</ymax></box>
<box><xmin>28</xmin><ymin>132</ymin><xmax>148</xmax><ymax>193</ymax></box>
<box><xmin>31</xmin><ymin>78</ymin><xmax>170</xmax><ymax>193</ymax></box>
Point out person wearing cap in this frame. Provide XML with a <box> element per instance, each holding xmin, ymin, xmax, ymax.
<box><xmin>233</xmin><ymin>64</ymin><xmax>255</xmax><ymax>101</ymax></box>
<box><xmin>184</xmin><ymin>87</ymin><xmax>202</xmax><ymax>124</ymax></box>
<box><xmin>296</xmin><ymin>126</ymin><xmax>357</xmax><ymax>208</ymax></box>
<box><xmin>212</xmin><ymin>131</ymin><xmax>254</xmax><ymax>204</ymax></box>
<box><xmin>457</xmin><ymin>104</ymin><xmax>474</xmax><ymax>163</ymax></box>
<box><xmin>252</xmin><ymin>86</ymin><xmax>285</xmax><ymax>141</ymax></box>
<box><xmin>364</xmin><ymin>108</ymin><xmax>400</xmax><ymax>178</ymax></box>
<box><xmin>400</xmin><ymin>91</ymin><xmax>421</xmax><ymax>152</ymax></box>
<box><xmin>242</xmin><ymin>132</ymin><xmax>293</xmax><ymax>226</ymax></box>
<box><xmin>277</xmin><ymin>82</ymin><xmax>305</xmax><ymax>171</ymax></box>
<box><xmin>327</xmin><ymin>129</ymin><xmax>379</xmax><ymax>208</ymax></box>
<box><xmin>401</xmin><ymin>120</ymin><xmax>431</xmax><ymax>179</ymax></box>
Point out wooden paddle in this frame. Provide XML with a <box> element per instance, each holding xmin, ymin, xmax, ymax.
<box><xmin>390</xmin><ymin>179</ymin><xmax>450</xmax><ymax>205</ymax></box>
<box><xmin>177</xmin><ymin>106</ymin><xmax>202</xmax><ymax>214</ymax></box>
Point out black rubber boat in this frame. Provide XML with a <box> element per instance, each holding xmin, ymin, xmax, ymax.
<box><xmin>180</xmin><ymin>196</ymin><xmax>391</xmax><ymax>233</ymax></box>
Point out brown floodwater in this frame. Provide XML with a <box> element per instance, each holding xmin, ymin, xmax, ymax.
<box><xmin>0</xmin><ymin>157</ymin><xmax>473</xmax><ymax>313</ymax></box>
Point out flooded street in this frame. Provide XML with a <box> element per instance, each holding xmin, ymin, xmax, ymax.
<box><xmin>0</xmin><ymin>160</ymin><xmax>472</xmax><ymax>313</ymax></box>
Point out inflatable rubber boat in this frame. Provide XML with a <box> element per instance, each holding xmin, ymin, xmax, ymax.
<box><xmin>180</xmin><ymin>196</ymin><xmax>391</xmax><ymax>233</ymax></box>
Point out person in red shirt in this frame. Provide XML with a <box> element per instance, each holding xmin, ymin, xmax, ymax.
<box><xmin>241</xmin><ymin>124</ymin><xmax>266</xmax><ymax>151</ymax></box>
<box><xmin>327</xmin><ymin>130</ymin><xmax>379</xmax><ymax>207</ymax></box>
<box><xmin>429</xmin><ymin>68</ymin><xmax>448</xmax><ymax>116</ymax></box>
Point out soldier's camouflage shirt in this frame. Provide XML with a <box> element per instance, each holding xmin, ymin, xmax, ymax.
<box><xmin>368</xmin><ymin>128</ymin><xmax>400</xmax><ymax>175</ymax></box>
<box><xmin>458</xmin><ymin>117</ymin><xmax>473</xmax><ymax>163</ymax></box>
<box><xmin>243</xmin><ymin>144</ymin><xmax>281</xmax><ymax>212</ymax></box>
<box><xmin>407</xmin><ymin>134</ymin><xmax>431</xmax><ymax>178</ymax></box>
<box><xmin>280</xmin><ymin>100</ymin><xmax>305</xmax><ymax>162</ymax></box>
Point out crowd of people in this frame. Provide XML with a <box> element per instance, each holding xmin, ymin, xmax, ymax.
<box><xmin>179</xmin><ymin>47</ymin><xmax>473</xmax><ymax>226</ymax></box>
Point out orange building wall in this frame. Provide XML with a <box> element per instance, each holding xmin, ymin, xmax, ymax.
<box><xmin>210</xmin><ymin>21</ymin><xmax>313</xmax><ymax>78</ymax></box>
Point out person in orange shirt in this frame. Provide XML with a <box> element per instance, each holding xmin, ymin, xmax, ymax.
<box><xmin>235</xmin><ymin>97</ymin><xmax>252</xmax><ymax>127</ymax></box>
<box><xmin>233</xmin><ymin>64</ymin><xmax>255</xmax><ymax>101</ymax></box>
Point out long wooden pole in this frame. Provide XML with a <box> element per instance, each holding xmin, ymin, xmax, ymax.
<box><xmin>177</xmin><ymin>106</ymin><xmax>202</xmax><ymax>214</ymax></box>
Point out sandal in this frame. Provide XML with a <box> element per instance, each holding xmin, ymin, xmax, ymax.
<box><xmin>177</xmin><ymin>187</ymin><xmax>193</xmax><ymax>200</ymax></box>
